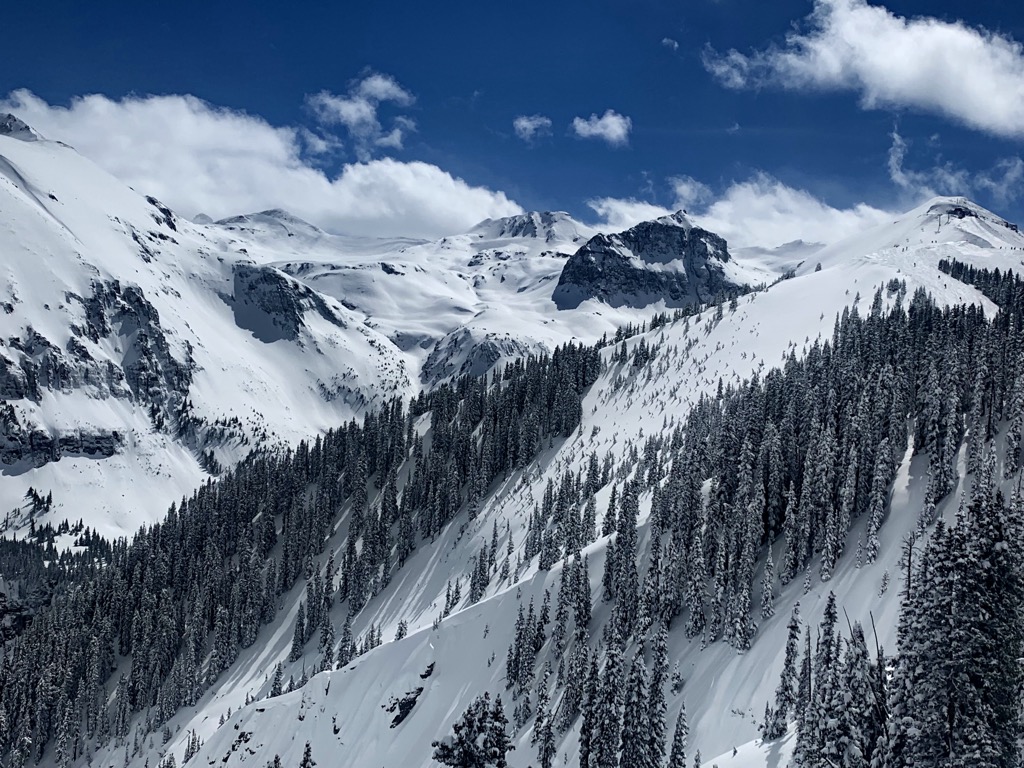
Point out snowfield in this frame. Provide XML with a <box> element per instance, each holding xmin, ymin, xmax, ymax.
<box><xmin>5</xmin><ymin>116</ymin><xmax>1024</xmax><ymax>768</ymax></box>
<box><xmin>122</xmin><ymin>199</ymin><xmax>1024</xmax><ymax>767</ymax></box>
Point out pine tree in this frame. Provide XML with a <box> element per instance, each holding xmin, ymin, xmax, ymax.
<box><xmin>432</xmin><ymin>693</ymin><xmax>513</xmax><ymax>768</ymax></box>
<box><xmin>578</xmin><ymin>653</ymin><xmax>600</xmax><ymax>768</ymax></box>
<box><xmin>619</xmin><ymin>646</ymin><xmax>651</xmax><ymax>768</ymax></box>
<box><xmin>289</xmin><ymin>602</ymin><xmax>306</xmax><ymax>662</ymax></box>
<box><xmin>336</xmin><ymin>612</ymin><xmax>354</xmax><ymax>669</ymax></box>
<box><xmin>591</xmin><ymin>644</ymin><xmax>626</xmax><ymax>768</ymax></box>
<box><xmin>647</xmin><ymin>625</ymin><xmax>669</xmax><ymax>768</ymax></box>
<box><xmin>760</xmin><ymin>547</ymin><xmax>775</xmax><ymax>619</ymax></box>
<box><xmin>667</xmin><ymin>703</ymin><xmax>688</xmax><ymax>768</ymax></box>
<box><xmin>865</xmin><ymin>440</ymin><xmax>891</xmax><ymax>563</ymax></box>
<box><xmin>488</xmin><ymin>695</ymin><xmax>513</xmax><ymax>768</ymax></box>
<box><xmin>298</xmin><ymin>741</ymin><xmax>315</xmax><ymax>768</ymax></box>
<box><xmin>269</xmin><ymin>662</ymin><xmax>283</xmax><ymax>698</ymax></box>
<box><xmin>762</xmin><ymin>602</ymin><xmax>800</xmax><ymax>740</ymax></box>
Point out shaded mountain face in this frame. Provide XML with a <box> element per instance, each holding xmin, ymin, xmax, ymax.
<box><xmin>230</xmin><ymin>263</ymin><xmax>347</xmax><ymax>343</ymax></box>
<box><xmin>0</xmin><ymin>113</ymin><xmax>41</xmax><ymax>141</ymax></box>
<box><xmin>470</xmin><ymin>210</ymin><xmax>592</xmax><ymax>244</ymax></box>
<box><xmin>552</xmin><ymin>212</ymin><xmax>739</xmax><ymax>309</ymax></box>
<box><xmin>0</xmin><ymin>120</ymin><xmax>413</xmax><ymax>536</ymax></box>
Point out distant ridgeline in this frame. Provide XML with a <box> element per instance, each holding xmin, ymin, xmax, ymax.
<box><xmin>3</xmin><ymin>262</ymin><xmax>1024</xmax><ymax>767</ymax></box>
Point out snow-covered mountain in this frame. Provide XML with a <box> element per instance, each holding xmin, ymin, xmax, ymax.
<box><xmin>173</xmin><ymin>193</ymin><xmax>1023</xmax><ymax>768</ymax></box>
<box><xmin>552</xmin><ymin>211</ymin><xmax>764</xmax><ymax>310</ymax></box>
<box><xmin>0</xmin><ymin>119</ymin><xmax>733</xmax><ymax>538</ymax></box>
<box><xmin>5</xmin><ymin>110</ymin><xmax>1024</xmax><ymax>768</ymax></box>
<box><xmin>0</xmin><ymin>119</ymin><xmax>419</xmax><ymax>539</ymax></box>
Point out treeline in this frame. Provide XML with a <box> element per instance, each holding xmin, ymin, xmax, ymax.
<box><xmin>502</xmin><ymin>264</ymin><xmax>1024</xmax><ymax>767</ymax></box>
<box><xmin>760</xmin><ymin>481</ymin><xmax>1023</xmax><ymax>768</ymax></box>
<box><xmin>0</xmin><ymin>342</ymin><xmax>599</xmax><ymax>767</ymax></box>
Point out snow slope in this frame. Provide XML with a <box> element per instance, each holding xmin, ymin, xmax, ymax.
<box><xmin>7</xmin><ymin>111</ymin><xmax>1024</xmax><ymax>767</ymax></box>
<box><xmin>127</xmin><ymin>196</ymin><xmax>1024</xmax><ymax>768</ymax></box>
<box><xmin>0</xmin><ymin>126</ymin><xmax>411</xmax><ymax>539</ymax></box>
<box><xmin>3</xmin><ymin>122</ymin><xmax>790</xmax><ymax>538</ymax></box>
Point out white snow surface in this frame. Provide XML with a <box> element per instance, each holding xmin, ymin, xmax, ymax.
<box><xmin>6</xmin><ymin>123</ymin><xmax>1024</xmax><ymax>768</ymax></box>
<box><xmin>107</xmin><ymin>195</ymin><xmax>1022</xmax><ymax>768</ymax></box>
<box><xmin>0</xmin><ymin>136</ymin><xmax>681</xmax><ymax>538</ymax></box>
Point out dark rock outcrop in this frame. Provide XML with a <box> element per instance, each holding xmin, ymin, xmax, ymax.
<box><xmin>553</xmin><ymin>212</ymin><xmax>739</xmax><ymax>309</ymax></box>
<box><xmin>421</xmin><ymin>328</ymin><xmax>537</xmax><ymax>386</ymax></box>
<box><xmin>0</xmin><ymin>280</ymin><xmax>192</xmax><ymax>467</ymax></box>
<box><xmin>0</xmin><ymin>402</ymin><xmax>123</xmax><ymax>468</ymax></box>
<box><xmin>230</xmin><ymin>263</ymin><xmax>346</xmax><ymax>343</ymax></box>
<box><xmin>0</xmin><ymin>114</ymin><xmax>41</xmax><ymax>141</ymax></box>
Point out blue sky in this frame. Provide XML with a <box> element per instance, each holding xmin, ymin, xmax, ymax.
<box><xmin>3</xmin><ymin>0</ymin><xmax>1024</xmax><ymax>243</ymax></box>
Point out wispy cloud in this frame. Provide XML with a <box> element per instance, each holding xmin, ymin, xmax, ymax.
<box><xmin>662</xmin><ymin>37</ymin><xmax>680</xmax><ymax>51</ymax></box>
<box><xmin>513</xmin><ymin>114</ymin><xmax>552</xmax><ymax>142</ymax></box>
<box><xmin>571</xmin><ymin>110</ymin><xmax>632</xmax><ymax>147</ymax></box>
<box><xmin>703</xmin><ymin>0</ymin><xmax>1024</xmax><ymax>139</ymax></box>
<box><xmin>306</xmin><ymin>72</ymin><xmax>416</xmax><ymax>160</ymax></box>
<box><xmin>887</xmin><ymin>128</ymin><xmax>1024</xmax><ymax>204</ymax></box>
<box><xmin>588</xmin><ymin>173</ymin><xmax>891</xmax><ymax>248</ymax></box>
<box><xmin>1</xmin><ymin>89</ymin><xmax>522</xmax><ymax>238</ymax></box>
<box><xmin>668</xmin><ymin>175</ymin><xmax>712</xmax><ymax>209</ymax></box>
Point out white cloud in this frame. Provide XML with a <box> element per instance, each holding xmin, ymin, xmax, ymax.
<box><xmin>977</xmin><ymin>157</ymin><xmax>1024</xmax><ymax>204</ymax></box>
<box><xmin>1</xmin><ymin>89</ymin><xmax>521</xmax><ymax>238</ymax></box>
<box><xmin>513</xmin><ymin>114</ymin><xmax>553</xmax><ymax>142</ymax></box>
<box><xmin>588</xmin><ymin>173</ymin><xmax>892</xmax><ymax>248</ymax></box>
<box><xmin>571</xmin><ymin>110</ymin><xmax>632</xmax><ymax>146</ymax></box>
<box><xmin>662</xmin><ymin>37</ymin><xmax>680</xmax><ymax>51</ymax></box>
<box><xmin>696</xmin><ymin>174</ymin><xmax>892</xmax><ymax>248</ymax></box>
<box><xmin>306</xmin><ymin>72</ymin><xmax>416</xmax><ymax>160</ymax></box>
<box><xmin>586</xmin><ymin>198</ymin><xmax>675</xmax><ymax>231</ymax></box>
<box><xmin>669</xmin><ymin>175</ymin><xmax>712</xmax><ymax>209</ymax></box>
<box><xmin>888</xmin><ymin>128</ymin><xmax>1024</xmax><ymax>204</ymax></box>
<box><xmin>703</xmin><ymin>0</ymin><xmax>1024</xmax><ymax>138</ymax></box>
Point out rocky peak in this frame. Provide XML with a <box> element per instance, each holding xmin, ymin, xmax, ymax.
<box><xmin>653</xmin><ymin>210</ymin><xmax>695</xmax><ymax>230</ymax></box>
<box><xmin>216</xmin><ymin>209</ymin><xmax>323</xmax><ymax>237</ymax></box>
<box><xmin>552</xmin><ymin>214</ymin><xmax>740</xmax><ymax>309</ymax></box>
<box><xmin>0</xmin><ymin>114</ymin><xmax>41</xmax><ymax>142</ymax></box>
<box><xmin>471</xmin><ymin>211</ymin><xmax>591</xmax><ymax>244</ymax></box>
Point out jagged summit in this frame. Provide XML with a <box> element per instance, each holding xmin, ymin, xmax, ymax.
<box><xmin>653</xmin><ymin>209</ymin><xmax>694</xmax><ymax>230</ymax></box>
<box><xmin>552</xmin><ymin>212</ymin><xmax>736</xmax><ymax>309</ymax></box>
<box><xmin>470</xmin><ymin>210</ymin><xmax>592</xmax><ymax>244</ymax></box>
<box><xmin>215</xmin><ymin>208</ymin><xmax>324</xmax><ymax>236</ymax></box>
<box><xmin>0</xmin><ymin>113</ymin><xmax>41</xmax><ymax>141</ymax></box>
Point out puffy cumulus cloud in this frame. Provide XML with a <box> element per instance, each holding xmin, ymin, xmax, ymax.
<box><xmin>703</xmin><ymin>0</ymin><xmax>1024</xmax><ymax>139</ymax></box>
<box><xmin>696</xmin><ymin>174</ymin><xmax>892</xmax><ymax>248</ymax></box>
<box><xmin>513</xmin><ymin>114</ymin><xmax>553</xmax><ymax>142</ymax></box>
<box><xmin>1</xmin><ymin>89</ymin><xmax>521</xmax><ymax>238</ymax></box>
<box><xmin>306</xmin><ymin>72</ymin><xmax>416</xmax><ymax>160</ymax></box>
<box><xmin>588</xmin><ymin>173</ymin><xmax>891</xmax><ymax>248</ymax></box>
<box><xmin>888</xmin><ymin>128</ymin><xmax>1024</xmax><ymax>204</ymax></box>
<box><xmin>571</xmin><ymin>109</ymin><xmax>632</xmax><ymax>146</ymax></box>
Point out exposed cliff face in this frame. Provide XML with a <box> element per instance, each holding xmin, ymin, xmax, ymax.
<box><xmin>552</xmin><ymin>212</ymin><xmax>739</xmax><ymax>309</ymax></box>
<box><xmin>0</xmin><ymin>401</ymin><xmax>123</xmax><ymax>467</ymax></box>
<box><xmin>420</xmin><ymin>327</ymin><xmax>541</xmax><ymax>387</ymax></box>
<box><xmin>230</xmin><ymin>263</ymin><xmax>349</xmax><ymax>343</ymax></box>
<box><xmin>0</xmin><ymin>280</ymin><xmax>191</xmax><ymax>468</ymax></box>
<box><xmin>1</xmin><ymin>281</ymin><xmax>191</xmax><ymax>407</ymax></box>
<box><xmin>0</xmin><ymin>113</ymin><xmax>41</xmax><ymax>141</ymax></box>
